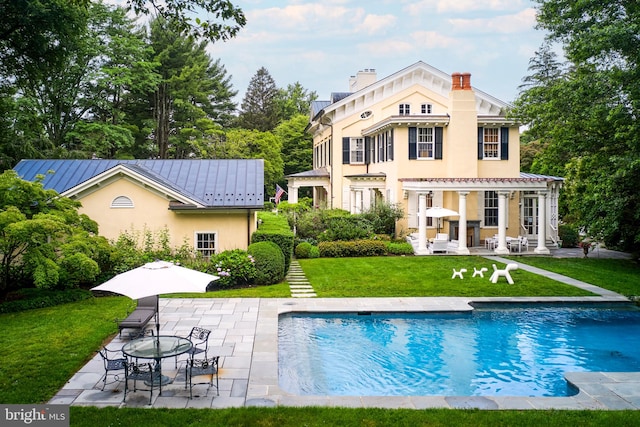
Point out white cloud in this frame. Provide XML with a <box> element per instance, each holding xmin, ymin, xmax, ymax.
<box><xmin>355</xmin><ymin>14</ymin><xmax>397</xmax><ymax>35</ymax></box>
<box><xmin>448</xmin><ymin>8</ymin><xmax>537</xmax><ymax>34</ymax></box>
<box><xmin>404</xmin><ymin>0</ymin><xmax>526</xmax><ymax>15</ymax></box>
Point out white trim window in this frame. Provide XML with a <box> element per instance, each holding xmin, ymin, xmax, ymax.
<box><xmin>350</xmin><ymin>137</ymin><xmax>365</xmax><ymax>164</ymax></box>
<box><xmin>399</xmin><ymin>103</ymin><xmax>410</xmax><ymax>115</ymax></box>
<box><xmin>483</xmin><ymin>128</ymin><xmax>500</xmax><ymax>159</ymax></box>
<box><xmin>417</xmin><ymin>127</ymin><xmax>434</xmax><ymax>159</ymax></box>
<box><xmin>421</xmin><ymin>103</ymin><xmax>432</xmax><ymax>114</ymax></box>
<box><xmin>195</xmin><ymin>232</ymin><xmax>216</xmax><ymax>259</ymax></box>
<box><xmin>484</xmin><ymin>191</ymin><xmax>498</xmax><ymax>226</ymax></box>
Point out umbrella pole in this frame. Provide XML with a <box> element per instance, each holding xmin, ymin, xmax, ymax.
<box><xmin>155</xmin><ymin>298</ymin><xmax>160</xmax><ymax>341</ymax></box>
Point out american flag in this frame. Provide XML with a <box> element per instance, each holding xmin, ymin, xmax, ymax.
<box><xmin>275</xmin><ymin>184</ymin><xmax>286</xmax><ymax>204</ymax></box>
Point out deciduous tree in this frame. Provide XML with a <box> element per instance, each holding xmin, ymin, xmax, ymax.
<box><xmin>513</xmin><ymin>1</ymin><xmax>640</xmax><ymax>252</ymax></box>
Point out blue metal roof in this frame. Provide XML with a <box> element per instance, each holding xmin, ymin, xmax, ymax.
<box><xmin>13</xmin><ymin>159</ymin><xmax>265</xmax><ymax>208</ymax></box>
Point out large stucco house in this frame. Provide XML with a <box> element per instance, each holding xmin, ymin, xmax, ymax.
<box><xmin>286</xmin><ymin>61</ymin><xmax>562</xmax><ymax>255</ymax></box>
<box><xmin>13</xmin><ymin>159</ymin><xmax>264</xmax><ymax>256</ymax></box>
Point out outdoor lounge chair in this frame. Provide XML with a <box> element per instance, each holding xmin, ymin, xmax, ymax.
<box><xmin>116</xmin><ymin>295</ymin><xmax>158</xmax><ymax>337</ymax></box>
<box><xmin>430</xmin><ymin>239</ymin><xmax>449</xmax><ymax>254</ymax></box>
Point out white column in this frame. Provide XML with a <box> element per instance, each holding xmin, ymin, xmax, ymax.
<box><xmin>456</xmin><ymin>191</ymin><xmax>470</xmax><ymax>255</ymax></box>
<box><xmin>288</xmin><ymin>185</ymin><xmax>299</xmax><ymax>204</ymax></box>
<box><xmin>416</xmin><ymin>192</ymin><xmax>428</xmax><ymax>255</ymax></box>
<box><xmin>354</xmin><ymin>190</ymin><xmax>362</xmax><ymax>214</ymax></box>
<box><xmin>535</xmin><ymin>190</ymin><xmax>550</xmax><ymax>254</ymax></box>
<box><xmin>495</xmin><ymin>191</ymin><xmax>509</xmax><ymax>255</ymax></box>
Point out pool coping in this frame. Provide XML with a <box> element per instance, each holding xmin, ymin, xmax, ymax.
<box><xmin>249</xmin><ymin>296</ymin><xmax>640</xmax><ymax>410</ymax></box>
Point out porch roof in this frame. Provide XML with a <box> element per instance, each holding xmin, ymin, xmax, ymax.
<box><xmin>400</xmin><ymin>173</ymin><xmax>563</xmax><ymax>191</ymax></box>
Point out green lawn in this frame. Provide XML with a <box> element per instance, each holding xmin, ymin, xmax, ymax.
<box><xmin>1</xmin><ymin>255</ymin><xmax>639</xmax><ymax>426</ymax></box>
<box><xmin>298</xmin><ymin>256</ymin><xmax>596</xmax><ymax>297</ymax></box>
<box><xmin>512</xmin><ymin>257</ymin><xmax>640</xmax><ymax>298</ymax></box>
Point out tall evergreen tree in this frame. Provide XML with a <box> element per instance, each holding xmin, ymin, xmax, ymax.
<box><xmin>237</xmin><ymin>67</ymin><xmax>279</xmax><ymax>132</ymax></box>
<box><xmin>148</xmin><ymin>18</ymin><xmax>239</xmax><ymax>158</ymax></box>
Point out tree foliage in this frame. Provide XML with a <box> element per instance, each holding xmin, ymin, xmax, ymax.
<box><xmin>237</xmin><ymin>67</ymin><xmax>280</xmax><ymax>132</ymax></box>
<box><xmin>274</xmin><ymin>114</ymin><xmax>313</xmax><ymax>176</ymax></box>
<box><xmin>513</xmin><ymin>1</ymin><xmax>640</xmax><ymax>252</ymax></box>
<box><xmin>0</xmin><ymin>171</ymin><xmax>102</xmax><ymax>295</ymax></box>
<box><xmin>126</xmin><ymin>0</ymin><xmax>246</xmax><ymax>43</ymax></box>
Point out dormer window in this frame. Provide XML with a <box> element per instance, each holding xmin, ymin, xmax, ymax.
<box><xmin>421</xmin><ymin>103</ymin><xmax>432</xmax><ymax>114</ymax></box>
<box><xmin>110</xmin><ymin>196</ymin><xmax>134</xmax><ymax>208</ymax></box>
<box><xmin>399</xmin><ymin>104</ymin><xmax>410</xmax><ymax>115</ymax></box>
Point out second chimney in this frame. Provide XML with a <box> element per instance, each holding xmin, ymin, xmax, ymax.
<box><xmin>451</xmin><ymin>72</ymin><xmax>472</xmax><ymax>90</ymax></box>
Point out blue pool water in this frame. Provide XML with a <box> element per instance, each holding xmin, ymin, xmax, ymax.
<box><xmin>278</xmin><ymin>305</ymin><xmax>640</xmax><ymax>397</ymax></box>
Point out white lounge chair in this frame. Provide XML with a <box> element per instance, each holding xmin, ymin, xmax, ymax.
<box><xmin>430</xmin><ymin>239</ymin><xmax>449</xmax><ymax>254</ymax></box>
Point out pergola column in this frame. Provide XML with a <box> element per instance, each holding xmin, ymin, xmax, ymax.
<box><xmin>288</xmin><ymin>185</ymin><xmax>299</xmax><ymax>204</ymax></box>
<box><xmin>456</xmin><ymin>191</ymin><xmax>470</xmax><ymax>255</ymax></box>
<box><xmin>416</xmin><ymin>192</ymin><xmax>429</xmax><ymax>255</ymax></box>
<box><xmin>535</xmin><ymin>190</ymin><xmax>550</xmax><ymax>254</ymax></box>
<box><xmin>494</xmin><ymin>191</ymin><xmax>510</xmax><ymax>255</ymax></box>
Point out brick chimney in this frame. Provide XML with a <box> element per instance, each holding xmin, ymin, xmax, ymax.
<box><xmin>461</xmin><ymin>72</ymin><xmax>471</xmax><ymax>90</ymax></box>
<box><xmin>451</xmin><ymin>72</ymin><xmax>472</xmax><ymax>90</ymax></box>
<box><xmin>451</xmin><ymin>72</ymin><xmax>462</xmax><ymax>90</ymax></box>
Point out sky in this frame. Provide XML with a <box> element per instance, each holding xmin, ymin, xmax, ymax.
<box><xmin>205</xmin><ymin>0</ymin><xmax>547</xmax><ymax>106</ymax></box>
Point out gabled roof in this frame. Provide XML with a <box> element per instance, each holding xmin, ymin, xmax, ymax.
<box><xmin>310</xmin><ymin>61</ymin><xmax>510</xmax><ymax>129</ymax></box>
<box><xmin>13</xmin><ymin>159</ymin><xmax>265</xmax><ymax>209</ymax></box>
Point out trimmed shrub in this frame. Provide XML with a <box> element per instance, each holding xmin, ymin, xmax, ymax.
<box><xmin>308</xmin><ymin>246</ymin><xmax>320</xmax><ymax>258</ymax></box>
<box><xmin>318</xmin><ymin>240</ymin><xmax>387</xmax><ymax>257</ymax></box>
<box><xmin>295</xmin><ymin>242</ymin><xmax>314</xmax><ymax>259</ymax></box>
<box><xmin>248</xmin><ymin>241</ymin><xmax>285</xmax><ymax>286</ymax></box>
<box><xmin>386</xmin><ymin>241</ymin><xmax>415</xmax><ymax>255</ymax></box>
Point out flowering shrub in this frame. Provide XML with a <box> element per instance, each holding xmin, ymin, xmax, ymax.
<box><xmin>208</xmin><ymin>249</ymin><xmax>256</xmax><ymax>288</ymax></box>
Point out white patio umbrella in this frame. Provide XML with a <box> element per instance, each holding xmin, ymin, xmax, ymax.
<box><xmin>92</xmin><ymin>260</ymin><xmax>219</xmax><ymax>336</ymax></box>
<box><xmin>424</xmin><ymin>207</ymin><xmax>459</xmax><ymax>233</ymax></box>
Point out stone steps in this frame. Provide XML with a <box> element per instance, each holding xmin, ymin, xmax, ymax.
<box><xmin>286</xmin><ymin>260</ymin><xmax>316</xmax><ymax>298</ymax></box>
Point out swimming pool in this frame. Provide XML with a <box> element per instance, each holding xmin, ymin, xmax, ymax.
<box><xmin>278</xmin><ymin>304</ymin><xmax>640</xmax><ymax>397</ymax></box>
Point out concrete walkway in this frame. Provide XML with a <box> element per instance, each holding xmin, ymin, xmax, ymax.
<box><xmin>50</xmin><ymin>251</ymin><xmax>640</xmax><ymax>410</ymax></box>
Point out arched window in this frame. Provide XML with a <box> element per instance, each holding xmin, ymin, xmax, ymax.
<box><xmin>110</xmin><ymin>196</ymin><xmax>134</xmax><ymax>208</ymax></box>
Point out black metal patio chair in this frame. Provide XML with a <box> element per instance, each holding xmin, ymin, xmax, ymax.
<box><xmin>175</xmin><ymin>326</ymin><xmax>211</xmax><ymax>368</ymax></box>
<box><xmin>97</xmin><ymin>347</ymin><xmax>127</xmax><ymax>391</ymax></box>
<box><xmin>186</xmin><ymin>356</ymin><xmax>220</xmax><ymax>398</ymax></box>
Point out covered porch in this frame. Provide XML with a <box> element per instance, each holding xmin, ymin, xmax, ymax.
<box><xmin>401</xmin><ymin>175</ymin><xmax>563</xmax><ymax>256</ymax></box>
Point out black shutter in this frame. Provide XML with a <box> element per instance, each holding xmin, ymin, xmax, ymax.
<box><xmin>342</xmin><ymin>137</ymin><xmax>350</xmax><ymax>164</ymax></box>
<box><xmin>389</xmin><ymin>129</ymin><xmax>394</xmax><ymax>161</ymax></box>
<box><xmin>435</xmin><ymin>127</ymin><xmax>443</xmax><ymax>159</ymax></box>
<box><xmin>477</xmin><ymin>127</ymin><xmax>484</xmax><ymax>160</ymax></box>
<box><xmin>365</xmin><ymin>136</ymin><xmax>371</xmax><ymax>164</ymax></box>
<box><xmin>409</xmin><ymin>127</ymin><xmax>417</xmax><ymax>160</ymax></box>
<box><xmin>500</xmin><ymin>127</ymin><xmax>509</xmax><ymax>160</ymax></box>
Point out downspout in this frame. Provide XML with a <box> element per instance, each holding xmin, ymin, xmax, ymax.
<box><xmin>247</xmin><ymin>210</ymin><xmax>252</xmax><ymax>247</ymax></box>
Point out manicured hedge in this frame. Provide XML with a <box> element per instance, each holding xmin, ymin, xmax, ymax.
<box><xmin>318</xmin><ymin>240</ymin><xmax>387</xmax><ymax>257</ymax></box>
<box><xmin>0</xmin><ymin>288</ymin><xmax>94</xmax><ymax>314</ymax></box>
<box><xmin>253</xmin><ymin>212</ymin><xmax>294</xmax><ymax>270</ymax></box>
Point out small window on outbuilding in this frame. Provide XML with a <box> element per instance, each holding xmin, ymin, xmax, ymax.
<box><xmin>111</xmin><ymin>196</ymin><xmax>134</xmax><ymax>208</ymax></box>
